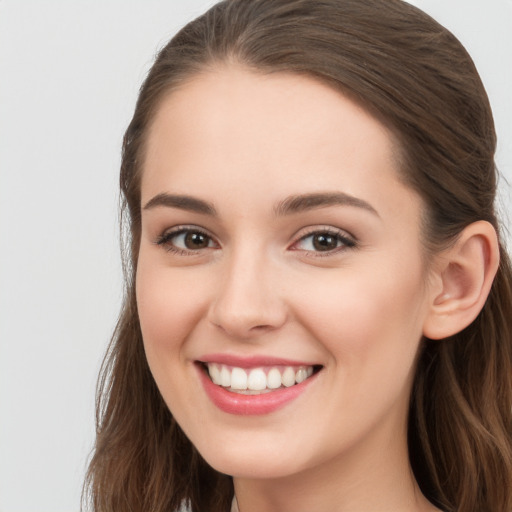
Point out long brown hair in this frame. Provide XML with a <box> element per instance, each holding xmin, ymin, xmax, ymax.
<box><xmin>83</xmin><ymin>1</ymin><xmax>512</xmax><ymax>511</ymax></box>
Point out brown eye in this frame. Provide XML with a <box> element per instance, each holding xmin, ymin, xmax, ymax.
<box><xmin>312</xmin><ymin>233</ymin><xmax>339</xmax><ymax>251</ymax></box>
<box><xmin>184</xmin><ymin>231</ymin><xmax>210</xmax><ymax>249</ymax></box>
<box><xmin>156</xmin><ymin>227</ymin><xmax>217</xmax><ymax>253</ymax></box>
<box><xmin>293</xmin><ymin>229</ymin><xmax>356</xmax><ymax>254</ymax></box>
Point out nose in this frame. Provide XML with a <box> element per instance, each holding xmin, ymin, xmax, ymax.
<box><xmin>207</xmin><ymin>250</ymin><xmax>287</xmax><ymax>340</ymax></box>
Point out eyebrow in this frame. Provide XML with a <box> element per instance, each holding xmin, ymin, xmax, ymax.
<box><xmin>274</xmin><ymin>192</ymin><xmax>379</xmax><ymax>217</ymax></box>
<box><xmin>143</xmin><ymin>193</ymin><xmax>217</xmax><ymax>216</ymax></box>
<box><xmin>142</xmin><ymin>191</ymin><xmax>378</xmax><ymax>218</ymax></box>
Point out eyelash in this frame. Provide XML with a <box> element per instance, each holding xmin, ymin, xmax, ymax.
<box><xmin>154</xmin><ymin>226</ymin><xmax>357</xmax><ymax>257</ymax></box>
<box><xmin>155</xmin><ymin>226</ymin><xmax>217</xmax><ymax>255</ymax></box>
<box><xmin>290</xmin><ymin>227</ymin><xmax>357</xmax><ymax>257</ymax></box>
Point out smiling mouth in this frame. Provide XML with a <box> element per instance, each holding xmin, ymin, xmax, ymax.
<box><xmin>199</xmin><ymin>362</ymin><xmax>323</xmax><ymax>395</ymax></box>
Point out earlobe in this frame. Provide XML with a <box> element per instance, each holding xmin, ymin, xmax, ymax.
<box><xmin>423</xmin><ymin>221</ymin><xmax>500</xmax><ymax>340</ymax></box>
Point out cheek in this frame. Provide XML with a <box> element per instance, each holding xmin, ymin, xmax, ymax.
<box><xmin>135</xmin><ymin>260</ymin><xmax>210</xmax><ymax>362</ymax></box>
<box><xmin>292</xmin><ymin>259</ymin><xmax>427</xmax><ymax>372</ymax></box>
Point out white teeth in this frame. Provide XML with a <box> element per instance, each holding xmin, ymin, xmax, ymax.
<box><xmin>220</xmin><ymin>366</ymin><xmax>231</xmax><ymax>387</ymax></box>
<box><xmin>247</xmin><ymin>368</ymin><xmax>267</xmax><ymax>391</ymax></box>
<box><xmin>209</xmin><ymin>364</ymin><xmax>222</xmax><ymax>385</ymax></box>
<box><xmin>231</xmin><ymin>367</ymin><xmax>248</xmax><ymax>390</ymax></box>
<box><xmin>267</xmin><ymin>368</ymin><xmax>282</xmax><ymax>389</ymax></box>
<box><xmin>282</xmin><ymin>366</ymin><xmax>296</xmax><ymax>387</ymax></box>
<box><xmin>295</xmin><ymin>367</ymin><xmax>308</xmax><ymax>383</ymax></box>
<box><xmin>206</xmin><ymin>363</ymin><xmax>317</xmax><ymax>392</ymax></box>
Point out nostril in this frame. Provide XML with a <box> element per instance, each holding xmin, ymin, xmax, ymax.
<box><xmin>251</xmin><ymin>324</ymin><xmax>273</xmax><ymax>331</ymax></box>
<box><xmin>206</xmin><ymin>273</ymin><xmax>288</xmax><ymax>338</ymax></box>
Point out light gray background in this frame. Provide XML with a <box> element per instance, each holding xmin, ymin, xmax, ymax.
<box><xmin>0</xmin><ymin>1</ymin><xmax>510</xmax><ymax>511</ymax></box>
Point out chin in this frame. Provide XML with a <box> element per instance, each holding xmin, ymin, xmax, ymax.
<box><xmin>195</xmin><ymin>439</ymin><xmax>310</xmax><ymax>480</ymax></box>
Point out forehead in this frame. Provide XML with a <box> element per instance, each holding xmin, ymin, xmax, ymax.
<box><xmin>141</xmin><ymin>65</ymin><xmax>416</xmax><ymax>219</ymax></box>
<box><xmin>145</xmin><ymin>66</ymin><xmax>393</xmax><ymax>158</ymax></box>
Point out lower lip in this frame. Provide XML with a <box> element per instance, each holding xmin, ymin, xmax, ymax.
<box><xmin>197</xmin><ymin>365</ymin><xmax>318</xmax><ymax>415</ymax></box>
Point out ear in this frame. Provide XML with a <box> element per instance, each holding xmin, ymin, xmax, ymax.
<box><xmin>423</xmin><ymin>221</ymin><xmax>500</xmax><ymax>340</ymax></box>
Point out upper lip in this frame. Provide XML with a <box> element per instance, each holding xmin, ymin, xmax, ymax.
<box><xmin>197</xmin><ymin>353</ymin><xmax>320</xmax><ymax>368</ymax></box>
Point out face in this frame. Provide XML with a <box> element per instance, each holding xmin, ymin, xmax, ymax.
<box><xmin>136</xmin><ymin>66</ymin><xmax>434</xmax><ymax>480</ymax></box>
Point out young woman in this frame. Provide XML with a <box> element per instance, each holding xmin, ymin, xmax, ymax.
<box><xmin>84</xmin><ymin>1</ymin><xmax>512</xmax><ymax>511</ymax></box>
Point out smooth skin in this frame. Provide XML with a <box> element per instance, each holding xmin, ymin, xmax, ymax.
<box><xmin>136</xmin><ymin>65</ymin><xmax>498</xmax><ymax>512</ymax></box>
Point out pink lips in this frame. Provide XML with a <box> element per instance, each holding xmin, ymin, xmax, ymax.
<box><xmin>196</xmin><ymin>354</ymin><xmax>320</xmax><ymax>415</ymax></box>
<box><xmin>199</xmin><ymin>353</ymin><xmax>316</xmax><ymax>368</ymax></box>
